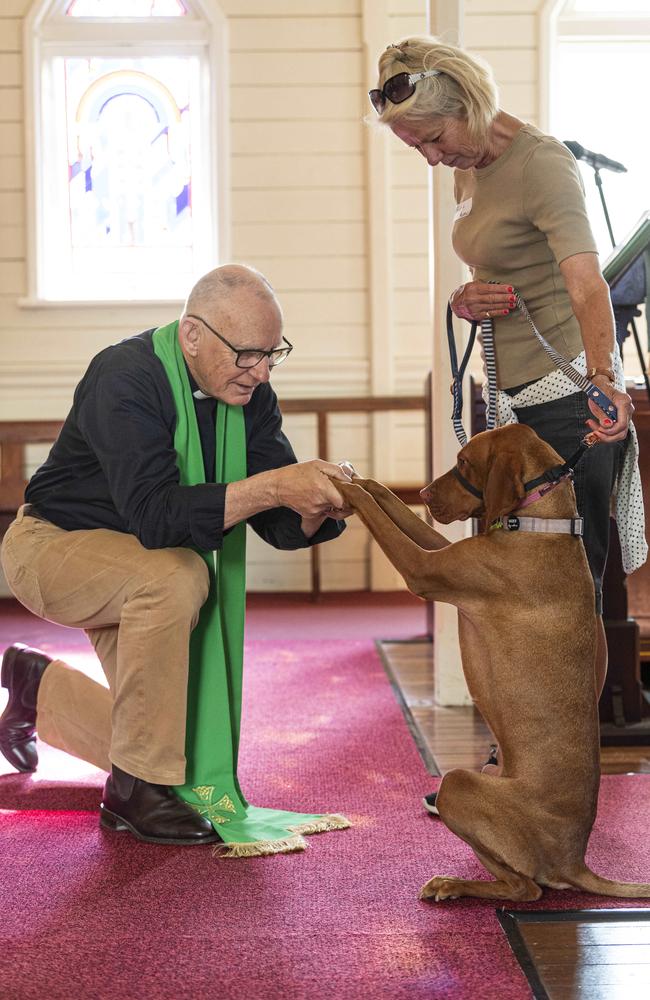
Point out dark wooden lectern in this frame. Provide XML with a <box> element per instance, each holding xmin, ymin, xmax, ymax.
<box><xmin>599</xmin><ymin>213</ymin><xmax>650</xmax><ymax>741</ymax></box>
<box><xmin>599</xmin><ymin>385</ymin><xmax>650</xmax><ymax>742</ymax></box>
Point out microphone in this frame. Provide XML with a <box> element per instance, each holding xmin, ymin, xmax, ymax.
<box><xmin>563</xmin><ymin>141</ymin><xmax>627</xmax><ymax>174</ymax></box>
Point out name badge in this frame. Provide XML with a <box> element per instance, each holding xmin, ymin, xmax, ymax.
<box><xmin>453</xmin><ymin>198</ymin><xmax>472</xmax><ymax>222</ymax></box>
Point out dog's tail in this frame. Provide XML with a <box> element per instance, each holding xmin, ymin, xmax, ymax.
<box><xmin>567</xmin><ymin>866</ymin><xmax>650</xmax><ymax>898</ymax></box>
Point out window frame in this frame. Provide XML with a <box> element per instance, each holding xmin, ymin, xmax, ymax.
<box><xmin>21</xmin><ymin>0</ymin><xmax>229</xmax><ymax>308</ymax></box>
<box><xmin>539</xmin><ymin>0</ymin><xmax>650</xmax><ymax>131</ymax></box>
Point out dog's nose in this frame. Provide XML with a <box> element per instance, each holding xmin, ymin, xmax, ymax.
<box><xmin>420</xmin><ymin>486</ymin><xmax>432</xmax><ymax>503</ymax></box>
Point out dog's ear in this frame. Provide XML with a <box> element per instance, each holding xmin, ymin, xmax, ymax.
<box><xmin>483</xmin><ymin>450</ymin><xmax>527</xmax><ymax>527</ymax></box>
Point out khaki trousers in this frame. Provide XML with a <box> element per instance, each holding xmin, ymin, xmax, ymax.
<box><xmin>1</xmin><ymin>506</ymin><xmax>209</xmax><ymax>784</ymax></box>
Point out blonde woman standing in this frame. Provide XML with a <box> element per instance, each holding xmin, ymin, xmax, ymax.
<box><xmin>369</xmin><ymin>37</ymin><xmax>641</xmax><ymax>815</ymax></box>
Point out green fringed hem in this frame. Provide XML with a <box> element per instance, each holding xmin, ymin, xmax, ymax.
<box><xmin>210</xmin><ymin>815</ymin><xmax>351</xmax><ymax>858</ymax></box>
<box><xmin>287</xmin><ymin>813</ymin><xmax>352</xmax><ymax>836</ymax></box>
<box><xmin>215</xmin><ymin>834</ymin><xmax>307</xmax><ymax>858</ymax></box>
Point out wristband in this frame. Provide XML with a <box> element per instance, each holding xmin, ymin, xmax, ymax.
<box><xmin>586</xmin><ymin>366</ymin><xmax>615</xmax><ymax>384</ymax></box>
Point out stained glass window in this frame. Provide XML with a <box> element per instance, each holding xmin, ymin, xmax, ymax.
<box><xmin>66</xmin><ymin>0</ymin><xmax>187</xmax><ymax>16</ymax></box>
<box><xmin>64</xmin><ymin>57</ymin><xmax>195</xmax><ymax>292</ymax></box>
<box><xmin>30</xmin><ymin>0</ymin><xmax>218</xmax><ymax>302</ymax></box>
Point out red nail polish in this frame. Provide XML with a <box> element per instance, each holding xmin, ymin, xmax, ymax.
<box><xmin>604</xmin><ymin>419</ymin><xmax>613</xmax><ymax>426</ymax></box>
<box><xmin>507</xmin><ymin>286</ymin><xmax>514</xmax><ymax>292</ymax></box>
<box><xmin>502</xmin><ymin>309</ymin><xmax>509</xmax><ymax>315</ymax></box>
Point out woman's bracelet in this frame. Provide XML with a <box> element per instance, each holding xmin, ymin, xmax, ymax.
<box><xmin>587</xmin><ymin>366</ymin><xmax>615</xmax><ymax>384</ymax></box>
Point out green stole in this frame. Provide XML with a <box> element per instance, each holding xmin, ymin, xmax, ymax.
<box><xmin>152</xmin><ymin>322</ymin><xmax>349</xmax><ymax>856</ymax></box>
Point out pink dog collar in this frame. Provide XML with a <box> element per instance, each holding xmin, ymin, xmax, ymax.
<box><xmin>514</xmin><ymin>472</ymin><xmax>573</xmax><ymax>511</ymax></box>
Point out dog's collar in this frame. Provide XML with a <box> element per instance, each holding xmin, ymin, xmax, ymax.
<box><xmin>513</xmin><ymin>471</ymin><xmax>573</xmax><ymax>510</ymax></box>
<box><xmin>451</xmin><ymin>465</ymin><xmax>483</xmax><ymax>498</ymax></box>
<box><xmin>451</xmin><ymin>464</ymin><xmax>573</xmax><ymax>504</ymax></box>
<box><xmin>489</xmin><ymin>515</ymin><xmax>584</xmax><ymax>537</ymax></box>
<box><xmin>489</xmin><ymin>473</ymin><xmax>578</xmax><ymax>534</ymax></box>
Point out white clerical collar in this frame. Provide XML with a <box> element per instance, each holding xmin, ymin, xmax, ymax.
<box><xmin>193</xmin><ymin>389</ymin><xmax>212</xmax><ymax>400</ymax></box>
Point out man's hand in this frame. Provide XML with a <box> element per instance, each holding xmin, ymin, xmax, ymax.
<box><xmin>224</xmin><ymin>460</ymin><xmax>355</xmax><ymax>532</ymax></box>
<box><xmin>337</xmin><ymin>460</ymin><xmax>359</xmax><ymax>480</ymax></box>
<box><xmin>450</xmin><ymin>281</ymin><xmax>515</xmax><ymax>322</ymax></box>
<box><xmin>274</xmin><ymin>459</ymin><xmax>353</xmax><ymax>519</ymax></box>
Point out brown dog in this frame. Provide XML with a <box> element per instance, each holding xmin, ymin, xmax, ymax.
<box><xmin>334</xmin><ymin>423</ymin><xmax>650</xmax><ymax>902</ymax></box>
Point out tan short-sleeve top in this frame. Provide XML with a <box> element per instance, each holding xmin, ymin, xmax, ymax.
<box><xmin>452</xmin><ymin>124</ymin><xmax>598</xmax><ymax>389</ymax></box>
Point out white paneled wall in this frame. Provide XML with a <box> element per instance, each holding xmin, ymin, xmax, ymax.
<box><xmin>228</xmin><ymin>0</ymin><xmax>369</xmax><ymax>418</ymax></box>
<box><xmin>0</xmin><ymin>0</ymin><xmax>545</xmax><ymax>594</ymax></box>
<box><xmin>466</xmin><ymin>0</ymin><xmax>539</xmax><ymax>124</ymax></box>
<box><xmin>246</xmin><ymin>410</ymin><xmax>372</xmax><ymax>591</ymax></box>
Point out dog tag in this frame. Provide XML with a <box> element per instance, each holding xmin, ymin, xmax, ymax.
<box><xmin>506</xmin><ymin>516</ymin><xmax>520</xmax><ymax>531</ymax></box>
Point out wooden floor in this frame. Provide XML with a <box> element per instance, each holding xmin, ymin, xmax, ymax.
<box><xmin>380</xmin><ymin>639</ymin><xmax>650</xmax><ymax>1000</ymax></box>
<box><xmin>380</xmin><ymin>639</ymin><xmax>650</xmax><ymax>776</ymax></box>
<box><xmin>499</xmin><ymin>909</ymin><xmax>650</xmax><ymax>1000</ymax></box>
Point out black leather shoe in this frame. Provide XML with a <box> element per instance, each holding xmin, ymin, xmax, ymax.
<box><xmin>0</xmin><ymin>643</ymin><xmax>52</xmax><ymax>773</ymax></box>
<box><xmin>100</xmin><ymin>765</ymin><xmax>219</xmax><ymax>845</ymax></box>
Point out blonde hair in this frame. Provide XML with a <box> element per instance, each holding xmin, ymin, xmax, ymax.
<box><xmin>373</xmin><ymin>36</ymin><xmax>498</xmax><ymax>142</ymax></box>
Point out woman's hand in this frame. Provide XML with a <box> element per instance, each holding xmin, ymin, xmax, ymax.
<box><xmin>585</xmin><ymin>376</ymin><xmax>633</xmax><ymax>443</ymax></box>
<box><xmin>559</xmin><ymin>254</ymin><xmax>633</xmax><ymax>444</ymax></box>
<box><xmin>450</xmin><ymin>281</ymin><xmax>516</xmax><ymax>322</ymax></box>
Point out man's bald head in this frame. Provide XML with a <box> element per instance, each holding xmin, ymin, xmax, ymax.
<box><xmin>178</xmin><ymin>264</ymin><xmax>286</xmax><ymax>405</ymax></box>
<box><xmin>182</xmin><ymin>264</ymin><xmax>281</xmax><ymax>322</ymax></box>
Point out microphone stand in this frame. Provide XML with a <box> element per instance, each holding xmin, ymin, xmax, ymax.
<box><xmin>592</xmin><ymin>166</ymin><xmax>650</xmax><ymax>400</ymax></box>
<box><xmin>594</xmin><ymin>167</ymin><xmax>617</xmax><ymax>247</ymax></box>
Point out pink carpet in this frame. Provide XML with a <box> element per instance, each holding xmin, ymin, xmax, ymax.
<box><xmin>1</xmin><ymin>638</ymin><xmax>650</xmax><ymax>1000</ymax></box>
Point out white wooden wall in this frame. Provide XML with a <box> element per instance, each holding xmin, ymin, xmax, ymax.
<box><xmin>0</xmin><ymin>0</ymin><xmax>545</xmax><ymax>593</ymax></box>
<box><xmin>463</xmin><ymin>0</ymin><xmax>540</xmax><ymax>385</ymax></box>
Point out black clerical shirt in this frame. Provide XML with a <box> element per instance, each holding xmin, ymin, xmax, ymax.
<box><xmin>26</xmin><ymin>330</ymin><xmax>345</xmax><ymax>552</ymax></box>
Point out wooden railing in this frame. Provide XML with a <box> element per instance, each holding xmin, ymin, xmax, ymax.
<box><xmin>0</xmin><ymin>395</ymin><xmax>429</xmax><ymax>599</ymax></box>
<box><xmin>281</xmin><ymin>394</ymin><xmax>429</xmax><ymax>598</ymax></box>
<box><xmin>0</xmin><ymin>421</ymin><xmax>63</xmax><ymax>535</ymax></box>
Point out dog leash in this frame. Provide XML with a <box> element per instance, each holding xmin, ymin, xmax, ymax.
<box><xmin>447</xmin><ymin>289</ymin><xmax>620</xmax><ymax>536</ymax></box>
<box><xmin>447</xmin><ymin>303</ymin><xmax>496</xmax><ymax>447</ymax></box>
<box><xmin>512</xmin><ymin>292</ymin><xmax>617</xmax><ymax>422</ymax></box>
<box><xmin>447</xmin><ymin>290</ymin><xmax>618</xmax><ymax>447</ymax></box>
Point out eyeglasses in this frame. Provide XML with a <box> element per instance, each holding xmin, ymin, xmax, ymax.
<box><xmin>187</xmin><ymin>314</ymin><xmax>293</xmax><ymax>369</ymax></box>
<box><xmin>368</xmin><ymin>69</ymin><xmax>441</xmax><ymax>114</ymax></box>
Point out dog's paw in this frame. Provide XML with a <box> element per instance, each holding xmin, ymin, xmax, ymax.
<box><xmin>419</xmin><ymin>876</ymin><xmax>463</xmax><ymax>902</ymax></box>
<box><xmin>328</xmin><ymin>477</ymin><xmax>372</xmax><ymax>509</ymax></box>
<box><xmin>326</xmin><ymin>475</ymin><xmax>357</xmax><ymax>494</ymax></box>
<box><xmin>350</xmin><ymin>477</ymin><xmax>383</xmax><ymax>494</ymax></box>
<box><xmin>340</xmin><ymin>480</ymin><xmax>368</xmax><ymax>501</ymax></box>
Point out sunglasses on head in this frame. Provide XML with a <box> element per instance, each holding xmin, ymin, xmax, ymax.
<box><xmin>368</xmin><ymin>69</ymin><xmax>441</xmax><ymax>114</ymax></box>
